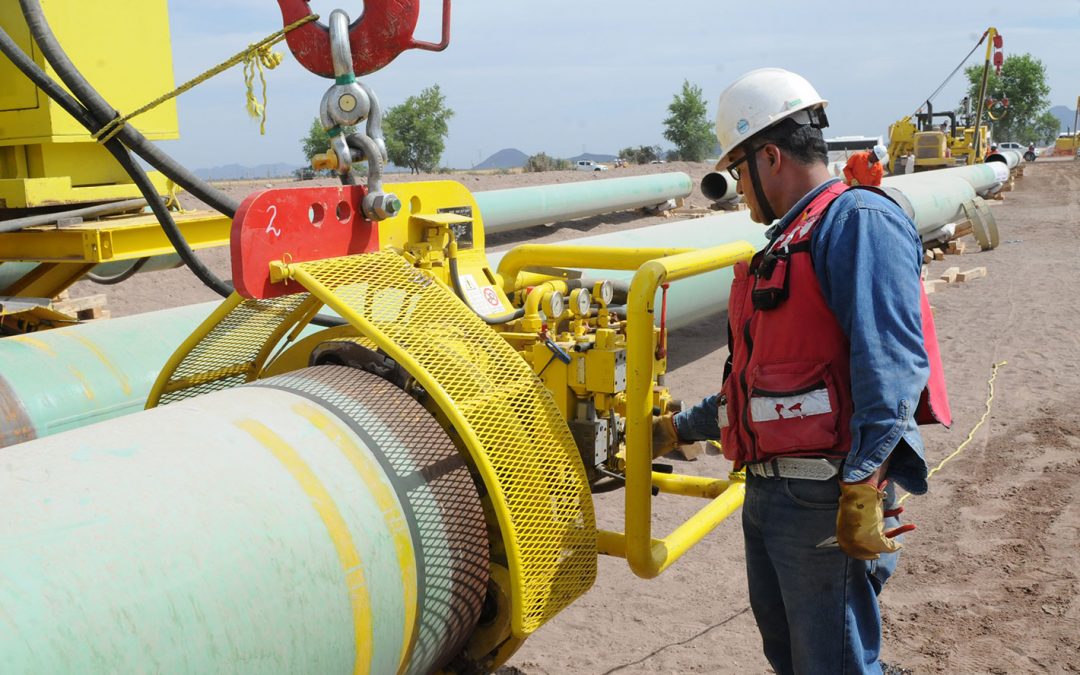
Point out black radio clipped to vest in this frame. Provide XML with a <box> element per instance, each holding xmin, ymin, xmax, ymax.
<box><xmin>751</xmin><ymin>250</ymin><xmax>790</xmax><ymax>310</ymax></box>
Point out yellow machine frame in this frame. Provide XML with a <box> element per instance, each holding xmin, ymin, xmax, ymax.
<box><xmin>0</xmin><ymin>1</ymin><xmax>178</xmax><ymax>209</ymax></box>
<box><xmin>141</xmin><ymin>180</ymin><xmax>757</xmax><ymax>661</ymax></box>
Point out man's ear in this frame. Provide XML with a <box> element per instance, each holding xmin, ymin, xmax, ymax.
<box><xmin>764</xmin><ymin>144</ymin><xmax>782</xmax><ymax>173</ymax></box>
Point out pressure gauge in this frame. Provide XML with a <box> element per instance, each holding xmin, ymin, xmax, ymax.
<box><xmin>569</xmin><ymin>288</ymin><xmax>592</xmax><ymax>316</ymax></box>
<box><xmin>593</xmin><ymin>280</ymin><xmax>614</xmax><ymax>306</ymax></box>
<box><xmin>544</xmin><ymin>291</ymin><xmax>565</xmax><ymax>319</ymax></box>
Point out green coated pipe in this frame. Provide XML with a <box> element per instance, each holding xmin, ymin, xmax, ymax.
<box><xmin>880</xmin><ymin>173</ymin><xmax>977</xmax><ymax>236</ymax></box>
<box><xmin>474</xmin><ymin>172</ymin><xmax>693</xmax><ymax>233</ymax></box>
<box><xmin>0</xmin><ymin>166</ymin><xmax>1011</xmax><ymax>446</ymax></box>
<box><xmin>0</xmin><ymin>301</ymin><xmax>218</xmax><ymax>446</ymax></box>
<box><xmin>0</xmin><ymin>365</ymin><xmax>488</xmax><ymax>674</ymax></box>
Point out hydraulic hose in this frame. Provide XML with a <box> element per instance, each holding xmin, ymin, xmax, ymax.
<box><xmin>0</xmin><ymin>24</ymin><xmax>233</xmax><ymax>298</ymax></box>
<box><xmin>86</xmin><ymin>257</ymin><xmax>151</xmax><ymax>285</ymax></box>
<box><xmin>448</xmin><ymin>255</ymin><xmax>525</xmax><ymax>325</ymax></box>
<box><xmin>17</xmin><ymin>0</ymin><xmax>239</xmax><ymax>217</ymax></box>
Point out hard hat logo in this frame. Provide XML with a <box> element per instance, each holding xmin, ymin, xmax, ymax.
<box><xmin>736</xmin><ymin>119</ymin><xmax>751</xmax><ymax>135</ymax></box>
<box><xmin>786</xmin><ymin>98</ymin><xmax>803</xmax><ymax>109</ymax></box>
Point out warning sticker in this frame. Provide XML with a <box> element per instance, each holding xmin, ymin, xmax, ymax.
<box><xmin>458</xmin><ymin>274</ymin><xmax>506</xmax><ymax>317</ymax></box>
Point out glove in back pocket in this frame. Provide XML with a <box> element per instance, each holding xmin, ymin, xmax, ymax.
<box><xmin>748</xmin><ymin>361</ymin><xmax>839</xmax><ymax>455</ymax></box>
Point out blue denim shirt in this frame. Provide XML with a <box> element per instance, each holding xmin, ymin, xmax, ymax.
<box><xmin>673</xmin><ymin>178</ymin><xmax>931</xmax><ymax>494</ymax></box>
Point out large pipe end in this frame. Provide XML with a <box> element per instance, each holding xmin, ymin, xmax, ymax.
<box><xmin>700</xmin><ymin>172</ymin><xmax>739</xmax><ymax>203</ymax></box>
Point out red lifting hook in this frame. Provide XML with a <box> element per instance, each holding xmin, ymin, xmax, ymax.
<box><xmin>277</xmin><ymin>0</ymin><xmax>452</xmax><ymax>78</ymax></box>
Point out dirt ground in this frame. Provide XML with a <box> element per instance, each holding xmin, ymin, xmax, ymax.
<box><xmin>70</xmin><ymin>159</ymin><xmax>1080</xmax><ymax>673</ymax></box>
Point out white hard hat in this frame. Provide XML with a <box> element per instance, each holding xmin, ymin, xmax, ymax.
<box><xmin>872</xmin><ymin>144</ymin><xmax>889</xmax><ymax>162</ymax></box>
<box><xmin>714</xmin><ymin>68</ymin><xmax>829</xmax><ymax>170</ymax></box>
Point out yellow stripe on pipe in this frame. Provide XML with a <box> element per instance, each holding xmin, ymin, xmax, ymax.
<box><xmin>236</xmin><ymin>419</ymin><xmax>373</xmax><ymax>674</ymax></box>
<box><xmin>292</xmin><ymin>402</ymin><xmax>419</xmax><ymax>673</ymax></box>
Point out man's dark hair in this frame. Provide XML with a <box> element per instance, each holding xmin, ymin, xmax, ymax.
<box><xmin>755</xmin><ymin>117</ymin><xmax>828</xmax><ymax>166</ymax></box>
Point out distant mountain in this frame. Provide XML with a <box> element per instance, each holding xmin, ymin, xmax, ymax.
<box><xmin>568</xmin><ymin>152</ymin><xmax>617</xmax><ymax>163</ymax></box>
<box><xmin>194</xmin><ymin>162</ymin><xmax>301</xmax><ymax>180</ymax></box>
<box><xmin>1050</xmin><ymin>105</ymin><xmax>1078</xmax><ymax>133</ymax></box>
<box><xmin>474</xmin><ymin>148</ymin><xmax>529</xmax><ymax>170</ymax></box>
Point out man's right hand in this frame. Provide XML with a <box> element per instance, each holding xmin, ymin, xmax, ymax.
<box><xmin>652</xmin><ymin>413</ymin><xmax>681</xmax><ymax>459</ymax></box>
<box><xmin>835</xmin><ymin>480</ymin><xmax>915</xmax><ymax>560</ymax></box>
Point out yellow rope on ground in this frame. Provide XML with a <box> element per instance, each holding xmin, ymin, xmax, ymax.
<box><xmin>898</xmin><ymin>360</ymin><xmax>1008</xmax><ymax>505</ymax></box>
<box><xmin>93</xmin><ymin>14</ymin><xmax>318</xmax><ymax>144</ymax></box>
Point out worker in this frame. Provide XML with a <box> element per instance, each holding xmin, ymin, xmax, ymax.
<box><xmin>842</xmin><ymin>144</ymin><xmax>888</xmax><ymax>186</ymax></box>
<box><xmin>653</xmin><ymin>68</ymin><xmax>950</xmax><ymax>674</ymax></box>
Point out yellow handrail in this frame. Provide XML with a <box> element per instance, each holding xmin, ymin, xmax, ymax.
<box><xmin>496</xmin><ymin>244</ymin><xmax>692</xmax><ymax>293</ymax></box>
<box><xmin>597</xmin><ymin>241</ymin><xmax>756</xmax><ymax>578</ymax></box>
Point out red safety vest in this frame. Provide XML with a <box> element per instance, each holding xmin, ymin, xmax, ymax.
<box><xmin>719</xmin><ymin>182</ymin><xmax>951</xmax><ymax>466</ymax></box>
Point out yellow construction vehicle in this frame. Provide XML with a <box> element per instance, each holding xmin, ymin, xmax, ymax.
<box><xmin>888</xmin><ymin>27</ymin><xmax>1003</xmax><ymax>173</ymax></box>
<box><xmin>887</xmin><ymin>100</ymin><xmax>992</xmax><ymax>172</ymax></box>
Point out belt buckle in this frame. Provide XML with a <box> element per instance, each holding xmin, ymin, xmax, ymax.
<box><xmin>776</xmin><ymin>457</ymin><xmax>838</xmax><ymax>481</ymax></box>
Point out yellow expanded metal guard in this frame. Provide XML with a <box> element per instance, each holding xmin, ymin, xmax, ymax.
<box><xmin>280</xmin><ymin>250</ymin><xmax>597</xmax><ymax>637</ymax></box>
<box><xmin>145</xmin><ymin>292</ymin><xmax>317</xmax><ymax>407</ymax></box>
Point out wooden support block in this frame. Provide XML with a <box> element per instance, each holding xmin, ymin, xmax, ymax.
<box><xmin>52</xmin><ymin>293</ymin><xmax>107</xmax><ymax>314</ymax></box>
<box><xmin>946</xmin><ymin>240</ymin><xmax>967</xmax><ymax>255</ymax></box>
<box><xmin>933</xmin><ymin>249</ymin><xmax>946</xmax><ymax>261</ymax></box>
<box><xmin>939</xmin><ymin>266</ymin><xmax>960</xmax><ymax>283</ymax></box>
<box><xmin>954</xmin><ymin>222</ymin><xmax>974</xmax><ymax>239</ymax></box>
<box><xmin>923</xmin><ymin>280</ymin><xmax>947</xmax><ymax>294</ymax></box>
<box><xmin>956</xmin><ymin>267</ymin><xmax>987</xmax><ymax>282</ymax></box>
<box><xmin>77</xmin><ymin>306</ymin><xmax>110</xmax><ymax>321</ymax></box>
<box><xmin>920</xmin><ymin>265</ymin><xmax>928</xmax><ymax>280</ymax></box>
<box><xmin>669</xmin><ymin>443</ymin><xmax>705</xmax><ymax>461</ymax></box>
<box><xmin>923</xmin><ymin>250</ymin><xmax>934</xmax><ymax>265</ymax></box>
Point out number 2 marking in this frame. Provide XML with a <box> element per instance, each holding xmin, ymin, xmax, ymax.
<box><xmin>265</xmin><ymin>205</ymin><xmax>281</xmax><ymax>237</ymax></box>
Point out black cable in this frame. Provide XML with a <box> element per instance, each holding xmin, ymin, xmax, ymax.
<box><xmin>912</xmin><ymin>32</ymin><xmax>987</xmax><ymax>117</ymax></box>
<box><xmin>0</xmin><ymin>23</ymin><xmax>232</xmax><ymax>298</ymax></box>
<box><xmin>600</xmin><ymin>606</ymin><xmax>752</xmax><ymax>674</ymax></box>
<box><xmin>86</xmin><ymin>257</ymin><xmax>151</xmax><ymax>285</ymax></box>
<box><xmin>17</xmin><ymin>0</ymin><xmax>239</xmax><ymax>217</ymax></box>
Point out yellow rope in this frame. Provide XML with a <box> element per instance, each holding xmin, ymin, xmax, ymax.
<box><xmin>164</xmin><ymin>178</ymin><xmax>187</xmax><ymax>213</ymax></box>
<box><xmin>898</xmin><ymin>360</ymin><xmax>1007</xmax><ymax>505</ymax></box>
<box><xmin>93</xmin><ymin>14</ymin><xmax>318</xmax><ymax>144</ymax></box>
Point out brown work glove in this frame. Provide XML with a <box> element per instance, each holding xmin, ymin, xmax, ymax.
<box><xmin>651</xmin><ymin>414</ymin><xmax>681</xmax><ymax>459</ymax></box>
<box><xmin>836</xmin><ymin>480</ymin><xmax>915</xmax><ymax>560</ymax></box>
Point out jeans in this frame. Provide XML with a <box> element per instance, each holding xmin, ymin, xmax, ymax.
<box><xmin>742</xmin><ymin>474</ymin><xmax>902</xmax><ymax>675</ymax></box>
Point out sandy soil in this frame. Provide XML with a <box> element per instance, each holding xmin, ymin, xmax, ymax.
<box><xmin>69</xmin><ymin>159</ymin><xmax>1080</xmax><ymax>673</ymax></box>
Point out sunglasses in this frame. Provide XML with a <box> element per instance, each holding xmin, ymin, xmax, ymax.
<box><xmin>727</xmin><ymin>142</ymin><xmax>780</xmax><ymax>180</ymax></box>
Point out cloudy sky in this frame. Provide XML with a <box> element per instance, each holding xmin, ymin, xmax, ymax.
<box><xmin>158</xmin><ymin>0</ymin><xmax>1080</xmax><ymax>169</ymax></box>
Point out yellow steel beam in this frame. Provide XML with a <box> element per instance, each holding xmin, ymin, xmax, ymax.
<box><xmin>3</xmin><ymin>261</ymin><xmax>94</xmax><ymax>298</ymax></box>
<box><xmin>0</xmin><ymin>210</ymin><xmax>230</xmax><ymax>263</ymax></box>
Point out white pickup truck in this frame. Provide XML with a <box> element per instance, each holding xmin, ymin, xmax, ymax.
<box><xmin>574</xmin><ymin>160</ymin><xmax>608</xmax><ymax>172</ymax></box>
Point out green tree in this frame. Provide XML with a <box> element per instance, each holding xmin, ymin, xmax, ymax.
<box><xmin>662</xmin><ymin>80</ymin><xmax>714</xmax><ymax>162</ymax></box>
<box><xmin>299</xmin><ymin>117</ymin><xmax>354</xmax><ymax>164</ymax></box>
<box><xmin>618</xmin><ymin>145</ymin><xmax>662</xmax><ymax>164</ymax></box>
<box><xmin>963</xmin><ymin>53</ymin><xmax>1052</xmax><ymax>142</ymax></box>
<box><xmin>384</xmin><ymin>84</ymin><xmax>455</xmax><ymax>174</ymax></box>
<box><xmin>524</xmin><ymin>152</ymin><xmax>570</xmax><ymax>172</ymax></box>
<box><xmin>1030</xmin><ymin>110</ymin><xmax>1062</xmax><ymax>144</ymax></box>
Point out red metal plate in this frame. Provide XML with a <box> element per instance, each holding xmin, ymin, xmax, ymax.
<box><xmin>230</xmin><ymin>184</ymin><xmax>379</xmax><ymax>299</ymax></box>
